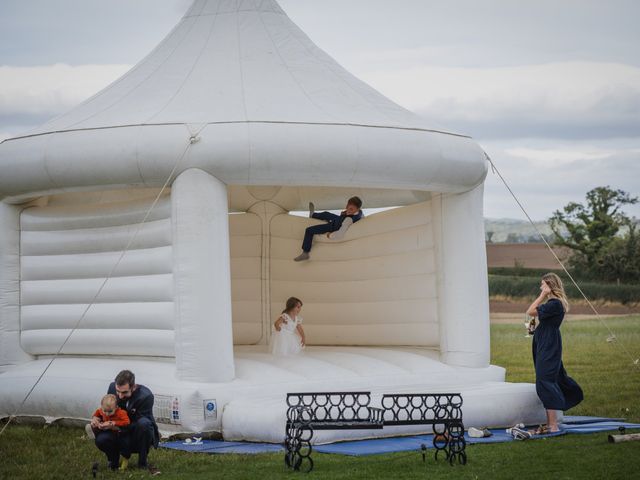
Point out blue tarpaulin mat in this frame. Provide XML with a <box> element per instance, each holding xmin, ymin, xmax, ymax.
<box><xmin>314</xmin><ymin>421</ymin><xmax>640</xmax><ymax>456</ymax></box>
<box><xmin>563</xmin><ymin>415</ymin><xmax>624</xmax><ymax>424</ymax></box>
<box><xmin>562</xmin><ymin>421</ymin><xmax>640</xmax><ymax>434</ymax></box>
<box><xmin>160</xmin><ymin>439</ymin><xmax>283</xmax><ymax>454</ymax></box>
<box><xmin>159</xmin><ymin>417</ymin><xmax>640</xmax><ymax>456</ymax></box>
<box><xmin>313</xmin><ymin>430</ymin><xmax>565</xmax><ymax>456</ymax></box>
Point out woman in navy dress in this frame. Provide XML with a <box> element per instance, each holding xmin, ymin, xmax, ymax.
<box><xmin>526</xmin><ymin>273</ymin><xmax>583</xmax><ymax>434</ymax></box>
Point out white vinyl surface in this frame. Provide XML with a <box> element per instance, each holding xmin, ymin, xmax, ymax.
<box><xmin>0</xmin><ymin>348</ymin><xmax>546</xmax><ymax>442</ymax></box>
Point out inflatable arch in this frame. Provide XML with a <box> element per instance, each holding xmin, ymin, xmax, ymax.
<box><xmin>0</xmin><ymin>0</ymin><xmax>545</xmax><ymax>441</ymax></box>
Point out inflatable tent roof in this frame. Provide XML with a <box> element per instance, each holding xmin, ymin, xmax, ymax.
<box><xmin>0</xmin><ymin>0</ymin><xmax>487</xmax><ymax>207</ymax></box>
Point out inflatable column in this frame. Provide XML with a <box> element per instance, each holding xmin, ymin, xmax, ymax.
<box><xmin>0</xmin><ymin>201</ymin><xmax>33</xmax><ymax>373</ymax></box>
<box><xmin>172</xmin><ymin>169</ymin><xmax>235</xmax><ymax>382</ymax></box>
<box><xmin>433</xmin><ymin>184</ymin><xmax>490</xmax><ymax>368</ymax></box>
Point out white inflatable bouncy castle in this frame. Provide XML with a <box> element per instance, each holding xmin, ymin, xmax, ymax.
<box><xmin>0</xmin><ymin>0</ymin><xmax>546</xmax><ymax>442</ymax></box>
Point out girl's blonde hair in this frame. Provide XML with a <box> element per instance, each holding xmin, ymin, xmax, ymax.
<box><xmin>542</xmin><ymin>272</ymin><xmax>570</xmax><ymax>313</ymax></box>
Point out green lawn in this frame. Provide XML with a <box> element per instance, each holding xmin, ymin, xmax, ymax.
<box><xmin>1</xmin><ymin>316</ymin><xmax>639</xmax><ymax>480</ymax></box>
<box><xmin>491</xmin><ymin>316</ymin><xmax>640</xmax><ymax>423</ymax></box>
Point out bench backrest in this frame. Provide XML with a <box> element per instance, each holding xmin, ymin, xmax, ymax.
<box><xmin>381</xmin><ymin>393</ymin><xmax>463</xmax><ymax>425</ymax></box>
<box><xmin>286</xmin><ymin>391</ymin><xmax>372</xmax><ymax>423</ymax></box>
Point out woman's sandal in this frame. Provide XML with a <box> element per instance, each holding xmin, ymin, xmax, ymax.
<box><xmin>530</xmin><ymin>425</ymin><xmax>549</xmax><ymax>435</ymax></box>
<box><xmin>530</xmin><ymin>424</ymin><xmax>561</xmax><ymax>435</ymax></box>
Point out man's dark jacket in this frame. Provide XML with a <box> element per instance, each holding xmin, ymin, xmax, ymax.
<box><xmin>108</xmin><ymin>382</ymin><xmax>160</xmax><ymax>447</ymax></box>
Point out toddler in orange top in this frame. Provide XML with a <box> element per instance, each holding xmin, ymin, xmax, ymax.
<box><xmin>92</xmin><ymin>393</ymin><xmax>130</xmax><ymax>429</ymax></box>
<box><xmin>90</xmin><ymin>394</ymin><xmax>131</xmax><ymax>470</ymax></box>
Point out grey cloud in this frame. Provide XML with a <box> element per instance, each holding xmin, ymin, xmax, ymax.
<box><xmin>283</xmin><ymin>0</ymin><xmax>640</xmax><ymax>69</ymax></box>
<box><xmin>0</xmin><ymin>1</ymin><xmax>185</xmax><ymax>66</ymax></box>
<box><xmin>2</xmin><ymin>0</ymin><xmax>639</xmax><ymax>69</ymax></box>
<box><xmin>481</xmin><ymin>144</ymin><xmax>640</xmax><ymax>220</ymax></box>
<box><xmin>0</xmin><ymin>113</ymin><xmax>52</xmax><ymax>132</ymax></box>
<box><xmin>416</xmin><ymin>89</ymin><xmax>640</xmax><ymax>141</ymax></box>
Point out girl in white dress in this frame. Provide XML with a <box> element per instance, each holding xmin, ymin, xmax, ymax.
<box><xmin>271</xmin><ymin>297</ymin><xmax>306</xmax><ymax>356</ymax></box>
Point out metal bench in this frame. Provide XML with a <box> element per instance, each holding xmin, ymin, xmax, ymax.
<box><xmin>381</xmin><ymin>393</ymin><xmax>466</xmax><ymax>465</ymax></box>
<box><xmin>284</xmin><ymin>391</ymin><xmax>466</xmax><ymax>472</ymax></box>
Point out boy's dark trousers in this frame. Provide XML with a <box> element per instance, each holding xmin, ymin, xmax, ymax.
<box><xmin>302</xmin><ymin>212</ymin><xmax>342</xmax><ymax>252</ymax></box>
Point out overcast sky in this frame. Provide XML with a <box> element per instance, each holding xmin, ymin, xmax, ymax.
<box><xmin>1</xmin><ymin>0</ymin><xmax>638</xmax><ymax>220</ymax></box>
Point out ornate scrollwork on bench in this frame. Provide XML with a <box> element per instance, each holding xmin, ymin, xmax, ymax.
<box><xmin>381</xmin><ymin>393</ymin><xmax>466</xmax><ymax>465</ymax></box>
<box><xmin>285</xmin><ymin>392</ymin><xmax>384</xmax><ymax>472</ymax></box>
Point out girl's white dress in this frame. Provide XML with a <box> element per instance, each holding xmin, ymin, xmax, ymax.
<box><xmin>270</xmin><ymin>313</ymin><xmax>303</xmax><ymax>356</ymax></box>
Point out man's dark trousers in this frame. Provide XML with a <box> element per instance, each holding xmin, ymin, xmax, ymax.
<box><xmin>94</xmin><ymin>418</ymin><xmax>154</xmax><ymax>468</ymax></box>
<box><xmin>94</xmin><ymin>430</ymin><xmax>120</xmax><ymax>468</ymax></box>
<box><xmin>119</xmin><ymin>417</ymin><xmax>155</xmax><ymax>467</ymax></box>
<box><xmin>302</xmin><ymin>212</ymin><xmax>341</xmax><ymax>252</ymax></box>
<box><xmin>105</xmin><ymin>382</ymin><xmax>159</xmax><ymax>468</ymax></box>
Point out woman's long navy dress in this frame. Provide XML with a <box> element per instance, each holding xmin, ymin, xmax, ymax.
<box><xmin>533</xmin><ymin>298</ymin><xmax>583</xmax><ymax>410</ymax></box>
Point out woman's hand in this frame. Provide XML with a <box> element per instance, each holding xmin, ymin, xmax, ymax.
<box><xmin>540</xmin><ymin>281</ymin><xmax>551</xmax><ymax>297</ymax></box>
<box><xmin>527</xmin><ymin>279</ymin><xmax>551</xmax><ymax>317</ymax></box>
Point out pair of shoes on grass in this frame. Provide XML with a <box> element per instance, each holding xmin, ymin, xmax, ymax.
<box><xmin>468</xmin><ymin>426</ymin><xmax>493</xmax><ymax>438</ymax></box>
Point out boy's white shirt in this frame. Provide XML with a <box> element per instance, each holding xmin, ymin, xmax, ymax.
<box><xmin>327</xmin><ymin>216</ymin><xmax>353</xmax><ymax>240</ymax></box>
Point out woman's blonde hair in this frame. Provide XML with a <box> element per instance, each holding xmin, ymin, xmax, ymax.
<box><xmin>542</xmin><ymin>272</ymin><xmax>569</xmax><ymax>313</ymax></box>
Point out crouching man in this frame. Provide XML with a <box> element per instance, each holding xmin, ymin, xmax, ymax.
<box><xmin>93</xmin><ymin>369</ymin><xmax>160</xmax><ymax>475</ymax></box>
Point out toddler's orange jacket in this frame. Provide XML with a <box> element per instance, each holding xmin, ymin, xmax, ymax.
<box><xmin>92</xmin><ymin>407</ymin><xmax>130</xmax><ymax>427</ymax></box>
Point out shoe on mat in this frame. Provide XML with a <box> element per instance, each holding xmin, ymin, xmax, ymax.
<box><xmin>308</xmin><ymin>202</ymin><xmax>315</xmax><ymax>218</ymax></box>
<box><xmin>509</xmin><ymin>426</ymin><xmax>531</xmax><ymax>440</ymax></box>
<box><xmin>505</xmin><ymin>423</ymin><xmax>525</xmax><ymax>434</ymax></box>
<box><xmin>469</xmin><ymin>427</ymin><xmax>493</xmax><ymax>438</ymax></box>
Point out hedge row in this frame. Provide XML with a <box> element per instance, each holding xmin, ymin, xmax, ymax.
<box><xmin>488</xmin><ymin>267</ymin><xmax>565</xmax><ymax>279</ymax></box>
<box><xmin>488</xmin><ymin>274</ymin><xmax>640</xmax><ymax>305</ymax></box>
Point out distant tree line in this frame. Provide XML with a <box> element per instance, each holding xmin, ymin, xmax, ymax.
<box><xmin>486</xmin><ymin>232</ymin><xmax>554</xmax><ymax>244</ymax></box>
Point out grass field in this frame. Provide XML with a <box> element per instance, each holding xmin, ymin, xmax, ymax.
<box><xmin>1</xmin><ymin>316</ymin><xmax>639</xmax><ymax>480</ymax></box>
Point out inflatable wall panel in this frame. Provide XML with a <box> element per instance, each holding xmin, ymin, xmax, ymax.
<box><xmin>269</xmin><ymin>201</ymin><xmax>439</xmax><ymax>346</ymax></box>
<box><xmin>0</xmin><ymin>202</ymin><xmax>33</xmax><ymax>372</ymax></box>
<box><xmin>19</xmin><ymin>196</ymin><xmax>175</xmax><ymax>357</ymax></box>
<box><xmin>229</xmin><ymin>213</ymin><xmax>263</xmax><ymax>344</ymax></box>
